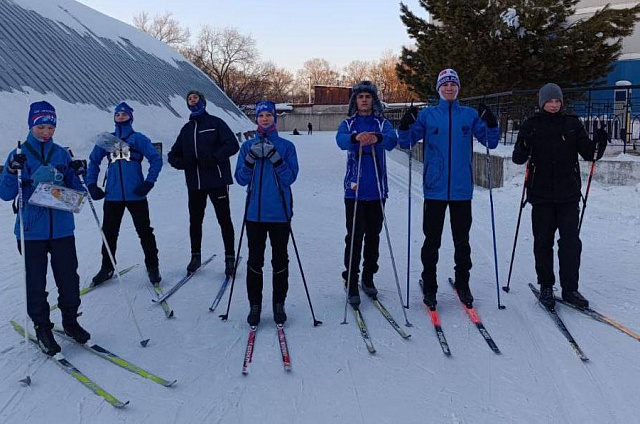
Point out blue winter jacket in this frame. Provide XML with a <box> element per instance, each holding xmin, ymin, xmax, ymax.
<box><xmin>398</xmin><ymin>99</ymin><xmax>500</xmax><ymax>200</ymax></box>
<box><xmin>336</xmin><ymin>114</ymin><xmax>397</xmax><ymax>200</ymax></box>
<box><xmin>85</xmin><ymin>124</ymin><xmax>162</xmax><ymax>201</ymax></box>
<box><xmin>0</xmin><ymin>133</ymin><xmax>84</xmax><ymax>240</ymax></box>
<box><xmin>235</xmin><ymin>131</ymin><xmax>298</xmax><ymax>223</ymax></box>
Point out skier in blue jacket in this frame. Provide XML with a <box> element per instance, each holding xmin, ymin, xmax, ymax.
<box><xmin>85</xmin><ymin>102</ymin><xmax>163</xmax><ymax>285</ymax></box>
<box><xmin>0</xmin><ymin>101</ymin><xmax>91</xmax><ymax>355</ymax></box>
<box><xmin>336</xmin><ymin>81</ymin><xmax>398</xmax><ymax>307</ymax></box>
<box><xmin>398</xmin><ymin>69</ymin><xmax>500</xmax><ymax>309</ymax></box>
<box><xmin>235</xmin><ymin>101</ymin><xmax>299</xmax><ymax>326</ymax></box>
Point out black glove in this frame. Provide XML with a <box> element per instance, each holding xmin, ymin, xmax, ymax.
<box><xmin>477</xmin><ymin>103</ymin><xmax>498</xmax><ymax>128</ymax></box>
<box><xmin>70</xmin><ymin>159</ymin><xmax>86</xmax><ymax>176</ymax></box>
<box><xmin>134</xmin><ymin>181</ymin><xmax>154</xmax><ymax>196</ymax></box>
<box><xmin>8</xmin><ymin>153</ymin><xmax>26</xmax><ymax>173</ymax></box>
<box><xmin>87</xmin><ymin>183</ymin><xmax>106</xmax><ymax>200</ymax></box>
<box><xmin>593</xmin><ymin>128</ymin><xmax>608</xmax><ymax>161</ymax></box>
<box><xmin>399</xmin><ymin>106</ymin><xmax>418</xmax><ymax>131</ymax></box>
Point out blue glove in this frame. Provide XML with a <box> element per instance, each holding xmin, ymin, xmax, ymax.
<box><xmin>134</xmin><ymin>181</ymin><xmax>154</xmax><ymax>196</ymax></box>
<box><xmin>87</xmin><ymin>183</ymin><xmax>105</xmax><ymax>200</ymax></box>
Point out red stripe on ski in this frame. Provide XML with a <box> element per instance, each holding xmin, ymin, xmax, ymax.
<box><xmin>242</xmin><ymin>328</ymin><xmax>257</xmax><ymax>375</ymax></box>
<box><xmin>428</xmin><ymin>308</ymin><xmax>442</xmax><ymax>326</ymax></box>
<box><xmin>277</xmin><ymin>326</ymin><xmax>291</xmax><ymax>371</ymax></box>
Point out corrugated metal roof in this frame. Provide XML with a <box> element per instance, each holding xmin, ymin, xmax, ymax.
<box><xmin>0</xmin><ymin>0</ymin><xmax>248</xmax><ymax>123</ymax></box>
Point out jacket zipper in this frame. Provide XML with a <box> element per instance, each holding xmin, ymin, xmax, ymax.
<box><xmin>193</xmin><ymin>121</ymin><xmax>201</xmax><ymax>189</ymax></box>
<box><xmin>257</xmin><ymin>157</ymin><xmax>264</xmax><ymax>221</ymax></box>
<box><xmin>447</xmin><ymin>103</ymin><xmax>452</xmax><ymax>200</ymax></box>
<box><xmin>42</xmin><ymin>142</ymin><xmax>53</xmax><ymax>239</ymax></box>
<box><xmin>118</xmin><ymin>160</ymin><xmax>126</xmax><ymax>201</ymax></box>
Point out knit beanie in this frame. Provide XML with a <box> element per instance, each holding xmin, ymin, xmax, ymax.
<box><xmin>538</xmin><ymin>83</ymin><xmax>563</xmax><ymax>109</ymax></box>
<box><xmin>436</xmin><ymin>69</ymin><xmax>460</xmax><ymax>92</ymax></box>
<box><xmin>114</xmin><ymin>102</ymin><xmax>134</xmax><ymax>124</ymax></box>
<box><xmin>28</xmin><ymin>101</ymin><xmax>57</xmax><ymax>128</ymax></box>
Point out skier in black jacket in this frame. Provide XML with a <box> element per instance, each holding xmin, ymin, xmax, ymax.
<box><xmin>512</xmin><ymin>83</ymin><xmax>607</xmax><ymax>310</ymax></box>
<box><xmin>168</xmin><ymin>91</ymin><xmax>240</xmax><ymax>276</ymax></box>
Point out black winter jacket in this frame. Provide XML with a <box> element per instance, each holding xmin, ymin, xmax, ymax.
<box><xmin>512</xmin><ymin>112</ymin><xmax>597</xmax><ymax>204</ymax></box>
<box><xmin>168</xmin><ymin>112</ymin><xmax>240</xmax><ymax>190</ymax></box>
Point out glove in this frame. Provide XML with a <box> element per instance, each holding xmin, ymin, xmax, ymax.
<box><xmin>593</xmin><ymin>128</ymin><xmax>608</xmax><ymax>161</ymax></box>
<box><xmin>134</xmin><ymin>181</ymin><xmax>154</xmax><ymax>197</ymax></box>
<box><xmin>477</xmin><ymin>103</ymin><xmax>498</xmax><ymax>128</ymax></box>
<box><xmin>87</xmin><ymin>183</ymin><xmax>105</xmax><ymax>200</ymax></box>
<box><xmin>263</xmin><ymin>141</ymin><xmax>283</xmax><ymax>166</ymax></box>
<box><xmin>399</xmin><ymin>106</ymin><xmax>418</xmax><ymax>131</ymax></box>
<box><xmin>70</xmin><ymin>159</ymin><xmax>86</xmax><ymax>176</ymax></box>
<box><xmin>8</xmin><ymin>153</ymin><xmax>26</xmax><ymax>173</ymax></box>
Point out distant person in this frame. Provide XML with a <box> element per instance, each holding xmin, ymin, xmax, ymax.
<box><xmin>336</xmin><ymin>81</ymin><xmax>397</xmax><ymax>307</ymax></box>
<box><xmin>398</xmin><ymin>68</ymin><xmax>499</xmax><ymax>309</ymax></box>
<box><xmin>512</xmin><ymin>83</ymin><xmax>607</xmax><ymax>310</ymax></box>
<box><xmin>168</xmin><ymin>90</ymin><xmax>240</xmax><ymax>277</ymax></box>
<box><xmin>292</xmin><ymin>128</ymin><xmax>300</xmax><ymax>135</ymax></box>
<box><xmin>86</xmin><ymin>102</ymin><xmax>163</xmax><ymax>286</ymax></box>
<box><xmin>235</xmin><ymin>100</ymin><xmax>299</xmax><ymax>326</ymax></box>
<box><xmin>0</xmin><ymin>101</ymin><xmax>90</xmax><ymax>355</ymax></box>
<box><xmin>307</xmin><ymin>122</ymin><xmax>313</xmax><ymax>135</ymax></box>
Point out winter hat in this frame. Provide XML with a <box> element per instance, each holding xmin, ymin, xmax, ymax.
<box><xmin>28</xmin><ymin>101</ymin><xmax>57</xmax><ymax>128</ymax></box>
<box><xmin>255</xmin><ymin>100</ymin><xmax>277</xmax><ymax>124</ymax></box>
<box><xmin>347</xmin><ymin>80</ymin><xmax>384</xmax><ymax>117</ymax></box>
<box><xmin>114</xmin><ymin>102</ymin><xmax>134</xmax><ymax>124</ymax></box>
<box><xmin>435</xmin><ymin>69</ymin><xmax>460</xmax><ymax>92</ymax></box>
<box><xmin>538</xmin><ymin>83</ymin><xmax>563</xmax><ymax>109</ymax></box>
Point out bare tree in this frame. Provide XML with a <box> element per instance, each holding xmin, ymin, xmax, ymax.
<box><xmin>371</xmin><ymin>51</ymin><xmax>416</xmax><ymax>103</ymax></box>
<box><xmin>294</xmin><ymin>58</ymin><xmax>340</xmax><ymax>102</ymax></box>
<box><xmin>133</xmin><ymin>11</ymin><xmax>190</xmax><ymax>48</ymax></box>
<box><xmin>266</xmin><ymin>66</ymin><xmax>295</xmax><ymax>103</ymax></box>
<box><xmin>342</xmin><ymin>60</ymin><xmax>374</xmax><ymax>86</ymax></box>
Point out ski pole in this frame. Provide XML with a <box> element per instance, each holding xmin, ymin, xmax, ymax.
<box><xmin>578</xmin><ymin>143</ymin><xmax>599</xmax><ymax>234</ymax></box>
<box><xmin>371</xmin><ymin>147</ymin><xmax>413</xmax><ymax>326</ymax></box>
<box><xmin>271</xmin><ymin>160</ymin><xmax>322</xmax><ymax>326</ymax></box>
<box><xmin>342</xmin><ymin>145</ymin><xmax>363</xmax><ymax>325</ymax></box>
<box><xmin>503</xmin><ymin>158</ymin><xmax>531</xmax><ymax>293</ymax></box>
<box><xmin>219</xmin><ymin>160</ymin><xmax>256</xmax><ymax>322</ymax></box>
<box><xmin>78</xmin><ymin>174</ymin><xmax>150</xmax><ymax>347</ymax></box>
<box><xmin>15</xmin><ymin>141</ymin><xmax>31</xmax><ymax>385</ymax></box>
<box><xmin>485</xmin><ymin>146</ymin><xmax>505</xmax><ymax>310</ymax></box>
<box><xmin>404</xmin><ymin>100</ymin><xmax>418</xmax><ymax>309</ymax></box>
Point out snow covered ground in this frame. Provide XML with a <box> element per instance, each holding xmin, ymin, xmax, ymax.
<box><xmin>1</xmin><ymin>131</ymin><xmax>639</xmax><ymax>423</ymax></box>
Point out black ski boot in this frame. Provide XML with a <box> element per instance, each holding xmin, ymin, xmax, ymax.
<box><xmin>361</xmin><ymin>277</ymin><xmax>378</xmax><ymax>299</ymax></box>
<box><xmin>92</xmin><ymin>266</ymin><xmax>114</xmax><ymax>286</ymax></box>
<box><xmin>455</xmin><ymin>285</ymin><xmax>474</xmax><ymax>309</ymax></box>
<box><xmin>423</xmin><ymin>290</ymin><xmax>437</xmax><ymax>310</ymax></box>
<box><xmin>224</xmin><ymin>255</ymin><xmax>235</xmax><ymax>277</ymax></box>
<box><xmin>247</xmin><ymin>304</ymin><xmax>261</xmax><ymax>327</ymax></box>
<box><xmin>34</xmin><ymin>322</ymin><xmax>61</xmax><ymax>356</ymax></box>
<box><xmin>273</xmin><ymin>302</ymin><xmax>287</xmax><ymax>325</ymax></box>
<box><xmin>562</xmin><ymin>290</ymin><xmax>589</xmax><ymax>309</ymax></box>
<box><xmin>62</xmin><ymin>314</ymin><xmax>91</xmax><ymax>344</ymax></box>
<box><xmin>538</xmin><ymin>285</ymin><xmax>556</xmax><ymax>310</ymax></box>
<box><xmin>187</xmin><ymin>252</ymin><xmax>201</xmax><ymax>274</ymax></box>
<box><xmin>147</xmin><ymin>266</ymin><xmax>162</xmax><ymax>284</ymax></box>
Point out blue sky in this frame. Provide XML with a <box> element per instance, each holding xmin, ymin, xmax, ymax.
<box><xmin>77</xmin><ymin>0</ymin><xmax>427</xmax><ymax>72</ymax></box>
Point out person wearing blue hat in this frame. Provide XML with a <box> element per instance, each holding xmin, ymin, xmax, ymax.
<box><xmin>336</xmin><ymin>80</ymin><xmax>398</xmax><ymax>307</ymax></box>
<box><xmin>235</xmin><ymin>100</ymin><xmax>299</xmax><ymax>326</ymax></box>
<box><xmin>168</xmin><ymin>90</ymin><xmax>240</xmax><ymax>276</ymax></box>
<box><xmin>398</xmin><ymin>69</ymin><xmax>500</xmax><ymax>309</ymax></box>
<box><xmin>0</xmin><ymin>101</ymin><xmax>91</xmax><ymax>356</ymax></box>
<box><xmin>85</xmin><ymin>102</ymin><xmax>163</xmax><ymax>286</ymax></box>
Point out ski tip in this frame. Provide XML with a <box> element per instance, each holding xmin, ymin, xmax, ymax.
<box><xmin>165</xmin><ymin>379</ymin><xmax>178</xmax><ymax>387</ymax></box>
<box><xmin>19</xmin><ymin>376</ymin><xmax>31</xmax><ymax>386</ymax></box>
<box><xmin>140</xmin><ymin>339</ymin><xmax>150</xmax><ymax>348</ymax></box>
<box><xmin>167</xmin><ymin>311</ymin><xmax>175</xmax><ymax>318</ymax></box>
<box><xmin>115</xmin><ymin>400</ymin><xmax>130</xmax><ymax>408</ymax></box>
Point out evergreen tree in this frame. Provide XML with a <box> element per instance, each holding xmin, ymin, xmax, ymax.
<box><xmin>398</xmin><ymin>1</ymin><xmax>640</xmax><ymax>98</ymax></box>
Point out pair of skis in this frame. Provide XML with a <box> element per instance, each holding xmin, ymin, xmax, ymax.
<box><xmin>420</xmin><ymin>278</ymin><xmax>501</xmax><ymax>356</ymax></box>
<box><xmin>529</xmin><ymin>283</ymin><xmax>640</xmax><ymax>362</ymax></box>
<box><xmin>11</xmin><ymin>321</ymin><xmax>175</xmax><ymax>408</ymax></box>
<box><xmin>351</xmin><ymin>291</ymin><xmax>412</xmax><ymax>355</ymax></box>
<box><xmin>242</xmin><ymin>324</ymin><xmax>291</xmax><ymax>374</ymax></box>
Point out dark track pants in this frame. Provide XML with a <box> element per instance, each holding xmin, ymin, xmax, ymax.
<box><xmin>421</xmin><ymin>199</ymin><xmax>472</xmax><ymax>293</ymax></box>
<box><xmin>188</xmin><ymin>187</ymin><xmax>235</xmax><ymax>256</ymax></box>
<box><xmin>18</xmin><ymin>236</ymin><xmax>81</xmax><ymax>325</ymax></box>
<box><xmin>246</xmin><ymin>221</ymin><xmax>289</xmax><ymax>306</ymax></box>
<box><xmin>343</xmin><ymin>198</ymin><xmax>384</xmax><ymax>286</ymax></box>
